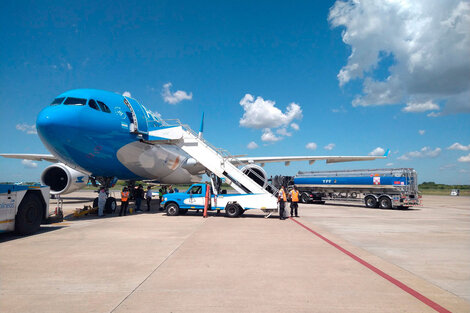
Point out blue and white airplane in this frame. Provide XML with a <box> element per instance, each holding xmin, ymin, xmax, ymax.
<box><xmin>1</xmin><ymin>89</ymin><xmax>388</xmax><ymax>195</ymax></box>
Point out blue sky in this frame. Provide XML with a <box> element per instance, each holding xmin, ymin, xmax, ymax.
<box><xmin>1</xmin><ymin>0</ymin><xmax>469</xmax><ymax>184</ymax></box>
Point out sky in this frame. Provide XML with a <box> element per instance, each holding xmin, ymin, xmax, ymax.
<box><xmin>1</xmin><ymin>0</ymin><xmax>469</xmax><ymax>184</ymax></box>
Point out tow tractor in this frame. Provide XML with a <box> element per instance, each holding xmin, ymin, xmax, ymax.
<box><xmin>0</xmin><ymin>184</ymin><xmax>63</xmax><ymax>235</ymax></box>
<box><xmin>161</xmin><ymin>183</ymin><xmax>278</xmax><ymax>217</ymax></box>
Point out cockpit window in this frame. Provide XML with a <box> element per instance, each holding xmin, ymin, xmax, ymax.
<box><xmin>88</xmin><ymin>99</ymin><xmax>99</xmax><ymax>111</ymax></box>
<box><xmin>63</xmin><ymin>97</ymin><xmax>87</xmax><ymax>105</ymax></box>
<box><xmin>50</xmin><ymin>97</ymin><xmax>65</xmax><ymax>105</ymax></box>
<box><xmin>97</xmin><ymin>101</ymin><xmax>111</xmax><ymax>113</ymax></box>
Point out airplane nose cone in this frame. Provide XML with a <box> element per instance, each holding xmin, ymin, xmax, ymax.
<box><xmin>36</xmin><ymin>105</ymin><xmax>82</xmax><ymax>153</ymax></box>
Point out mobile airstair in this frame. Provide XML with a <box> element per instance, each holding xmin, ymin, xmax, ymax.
<box><xmin>142</xmin><ymin>120</ymin><xmax>279</xmax><ymax>214</ymax></box>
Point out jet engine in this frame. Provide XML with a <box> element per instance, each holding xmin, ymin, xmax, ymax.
<box><xmin>41</xmin><ymin>163</ymin><xmax>89</xmax><ymax>195</ymax></box>
<box><xmin>241</xmin><ymin>164</ymin><xmax>268</xmax><ymax>188</ymax></box>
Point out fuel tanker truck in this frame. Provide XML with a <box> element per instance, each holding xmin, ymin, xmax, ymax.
<box><xmin>272</xmin><ymin>168</ymin><xmax>421</xmax><ymax>209</ymax></box>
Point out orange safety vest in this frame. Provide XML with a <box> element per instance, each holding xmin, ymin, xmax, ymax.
<box><xmin>279</xmin><ymin>189</ymin><xmax>287</xmax><ymax>201</ymax></box>
<box><xmin>291</xmin><ymin>190</ymin><xmax>299</xmax><ymax>202</ymax></box>
<box><xmin>121</xmin><ymin>191</ymin><xmax>129</xmax><ymax>201</ymax></box>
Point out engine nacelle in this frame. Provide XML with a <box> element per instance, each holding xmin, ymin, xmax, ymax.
<box><xmin>241</xmin><ymin>164</ymin><xmax>268</xmax><ymax>188</ymax></box>
<box><xmin>41</xmin><ymin>163</ymin><xmax>89</xmax><ymax>195</ymax></box>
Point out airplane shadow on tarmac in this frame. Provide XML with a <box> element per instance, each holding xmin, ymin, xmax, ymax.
<box><xmin>0</xmin><ymin>226</ymin><xmax>66</xmax><ymax>243</ymax></box>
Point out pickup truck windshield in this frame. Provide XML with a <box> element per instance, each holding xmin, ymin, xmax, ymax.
<box><xmin>187</xmin><ymin>185</ymin><xmax>202</xmax><ymax>194</ymax></box>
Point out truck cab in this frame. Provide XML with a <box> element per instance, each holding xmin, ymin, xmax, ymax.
<box><xmin>0</xmin><ymin>184</ymin><xmax>53</xmax><ymax>235</ymax></box>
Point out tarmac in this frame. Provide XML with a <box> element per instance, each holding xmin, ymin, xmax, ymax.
<box><xmin>0</xmin><ymin>192</ymin><xmax>469</xmax><ymax>313</ymax></box>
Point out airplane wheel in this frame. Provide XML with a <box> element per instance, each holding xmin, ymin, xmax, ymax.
<box><xmin>105</xmin><ymin>197</ymin><xmax>117</xmax><ymax>213</ymax></box>
<box><xmin>15</xmin><ymin>193</ymin><xmax>43</xmax><ymax>235</ymax></box>
<box><xmin>166</xmin><ymin>203</ymin><xmax>179</xmax><ymax>216</ymax></box>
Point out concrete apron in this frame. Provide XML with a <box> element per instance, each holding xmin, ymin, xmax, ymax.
<box><xmin>1</xmin><ymin>212</ymin><xmax>469</xmax><ymax>313</ymax></box>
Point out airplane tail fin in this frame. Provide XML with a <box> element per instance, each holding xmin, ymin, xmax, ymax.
<box><xmin>198</xmin><ymin>112</ymin><xmax>204</xmax><ymax>139</ymax></box>
<box><xmin>384</xmin><ymin>149</ymin><xmax>390</xmax><ymax>157</ymax></box>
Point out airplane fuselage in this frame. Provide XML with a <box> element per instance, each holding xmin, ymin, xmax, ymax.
<box><xmin>36</xmin><ymin>89</ymin><xmax>202</xmax><ymax>183</ymax></box>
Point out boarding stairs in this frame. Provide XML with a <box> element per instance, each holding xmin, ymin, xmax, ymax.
<box><xmin>144</xmin><ymin>119</ymin><xmax>279</xmax><ymax>199</ymax></box>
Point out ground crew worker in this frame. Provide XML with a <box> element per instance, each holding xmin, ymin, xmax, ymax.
<box><xmin>289</xmin><ymin>185</ymin><xmax>300</xmax><ymax>217</ymax></box>
<box><xmin>119</xmin><ymin>187</ymin><xmax>129</xmax><ymax>216</ymax></box>
<box><xmin>278</xmin><ymin>186</ymin><xmax>287</xmax><ymax>220</ymax></box>
<box><xmin>146</xmin><ymin>186</ymin><xmax>152</xmax><ymax>211</ymax></box>
<box><xmin>97</xmin><ymin>187</ymin><xmax>107</xmax><ymax>217</ymax></box>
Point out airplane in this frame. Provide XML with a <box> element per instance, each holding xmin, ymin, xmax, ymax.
<box><xmin>1</xmin><ymin>89</ymin><xmax>389</xmax><ymax>197</ymax></box>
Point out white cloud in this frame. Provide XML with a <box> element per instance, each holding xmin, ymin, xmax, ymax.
<box><xmin>21</xmin><ymin>159</ymin><xmax>37</xmax><ymax>168</ymax></box>
<box><xmin>162</xmin><ymin>83</ymin><xmax>192</xmax><ymax>104</ymax></box>
<box><xmin>402</xmin><ymin>101</ymin><xmax>440</xmax><ymax>113</ymax></box>
<box><xmin>386</xmin><ymin>162</ymin><xmax>394</xmax><ymax>167</ymax></box>
<box><xmin>447</xmin><ymin>142</ymin><xmax>470</xmax><ymax>151</ymax></box>
<box><xmin>247</xmin><ymin>141</ymin><xmax>258</xmax><ymax>149</ymax></box>
<box><xmin>66</xmin><ymin>63</ymin><xmax>73</xmax><ymax>70</ymax></box>
<box><xmin>329</xmin><ymin>0</ymin><xmax>470</xmax><ymax>115</ymax></box>
<box><xmin>324</xmin><ymin>143</ymin><xmax>335</xmax><ymax>151</ymax></box>
<box><xmin>440</xmin><ymin>164</ymin><xmax>456</xmax><ymax>170</ymax></box>
<box><xmin>369</xmin><ymin>147</ymin><xmax>385</xmax><ymax>156</ymax></box>
<box><xmin>458</xmin><ymin>153</ymin><xmax>470</xmax><ymax>162</ymax></box>
<box><xmin>261</xmin><ymin>129</ymin><xmax>282</xmax><ymax>142</ymax></box>
<box><xmin>332</xmin><ymin>106</ymin><xmax>347</xmax><ymax>113</ymax></box>
<box><xmin>418</xmin><ymin>130</ymin><xmax>425</xmax><ymax>135</ymax></box>
<box><xmin>398</xmin><ymin>147</ymin><xmax>442</xmax><ymax>160</ymax></box>
<box><xmin>122</xmin><ymin>91</ymin><xmax>132</xmax><ymax>98</ymax></box>
<box><xmin>290</xmin><ymin>123</ymin><xmax>300</xmax><ymax>131</ymax></box>
<box><xmin>276</xmin><ymin>128</ymin><xmax>292</xmax><ymax>137</ymax></box>
<box><xmin>239</xmin><ymin>94</ymin><xmax>302</xmax><ymax>129</ymax></box>
<box><xmin>16</xmin><ymin>123</ymin><xmax>37</xmax><ymax>135</ymax></box>
<box><xmin>306</xmin><ymin>142</ymin><xmax>317</xmax><ymax>150</ymax></box>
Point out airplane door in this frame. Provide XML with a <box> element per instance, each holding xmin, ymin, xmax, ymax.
<box><xmin>123</xmin><ymin>97</ymin><xmax>148</xmax><ymax>134</ymax></box>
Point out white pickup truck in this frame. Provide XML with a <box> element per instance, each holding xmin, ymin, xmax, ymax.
<box><xmin>0</xmin><ymin>184</ymin><xmax>55</xmax><ymax>235</ymax></box>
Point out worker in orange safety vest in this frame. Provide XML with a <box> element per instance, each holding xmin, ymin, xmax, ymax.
<box><xmin>278</xmin><ymin>186</ymin><xmax>287</xmax><ymax>220</ymax></box>
<box><xmin>289</xmin><ymin>185</ymin><xmax>300</xmax><ymax>217</ymax></box>
<box><xmin>119</xmin><ymin>187</ymin><xmax>129</xmax><ymax>216</ymax></box>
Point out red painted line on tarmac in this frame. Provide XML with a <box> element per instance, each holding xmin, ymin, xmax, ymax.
<box><xmin>290</xmin><ymin>218</ymin><xmax>451</xmax><ymax>313</ymax></box>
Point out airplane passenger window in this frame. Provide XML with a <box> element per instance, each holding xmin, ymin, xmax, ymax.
<box><xmin>88</xmin><ymin>99</ymin><xmax>100</xmax><ymax>111</ymax></box>
<box><xmin>63</xmin><ymin>97</ymin><xmax>87</xmax><ymax>105</ymax></box>
<box><xmin>50</xmin><ymin>97</ymin><xmax>65</xmax><ymax>105</ymax></box>
<box><xmin>97</xmin><ymin>101</ymin><xmax>111</xmax><ymax>113</ymax></box>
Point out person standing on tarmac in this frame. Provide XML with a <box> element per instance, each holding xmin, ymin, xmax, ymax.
<box><xmin>119</xmin><ymin>187</ymin><xmax>129</xmax><ymax>216</ymax></box>
<box><xmin>146</xmin><ymin>186</ymin><xmax>152</xmax><ymax>212</ymax></box>
<box><xmin>289</xmin><ymin>185</ymin><xmax>300</xmax><ymax>217</ymax></box>
<box><xmin>98</xmin><ymin>187</ymin><xmax>107</xmax><ymax>217</ymax></box>
<box><xmin>278</xmin><ymin>186</ymin><xmax>287</xmax><ymax>220</ymax></box>
<box><xmin>135</xmin><ymin>185</ymin><xmax>144</xmax><ymax>212</ymax></box>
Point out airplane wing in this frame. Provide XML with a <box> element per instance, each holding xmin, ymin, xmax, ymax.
<box><xmin>234</xmin><ymin>150</ymin><xmax>389</xmax><ymax>166</ymax></box>
<box><xmin>0</xmin><ymin>153</ymin><xmax>58</xmax><ymax>163</ymax></box>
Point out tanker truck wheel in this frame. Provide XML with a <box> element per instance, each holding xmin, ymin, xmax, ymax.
<box><xmin>365</xmin><ymin>196</ymin><xmax>378</xmax><ymax>208</ymax></box>
<box><xmin>379</xmin><ymin>196</ymin><xmax>392</xmax><ymax>209</ymax></box>
<box><xmin>300</xmin><ymin>192</ymin><xmax>310</xmax><ymax>203</ymax></box>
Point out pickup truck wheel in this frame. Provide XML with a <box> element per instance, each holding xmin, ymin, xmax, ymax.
<box><xmin>300</xmin><ymin>192</ymin><xmax>310</xmax><ymax>203</ymax></box>
<box><xmin>379</xmin><ymin>197</ymin><xmax>392</xmax><ymax>209</ymax></box>
<box><xmin>166</xmin><ymin>203</ymin><xmax>180</xmax><ymax>216</ymax></box>
<box><xmin>15</xmin><ymin>193</ymin><xmax>43</xmax><ymax>235</ymax></box>
<box><xmin>365</xmin><ymin>196</ymin><xmax>378</xmax><ymax>208</ymax></box>
<box><xmin>225</xmin><ymin>203</ymin><xmax>241</xmax><ymax>217</ymax></box>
